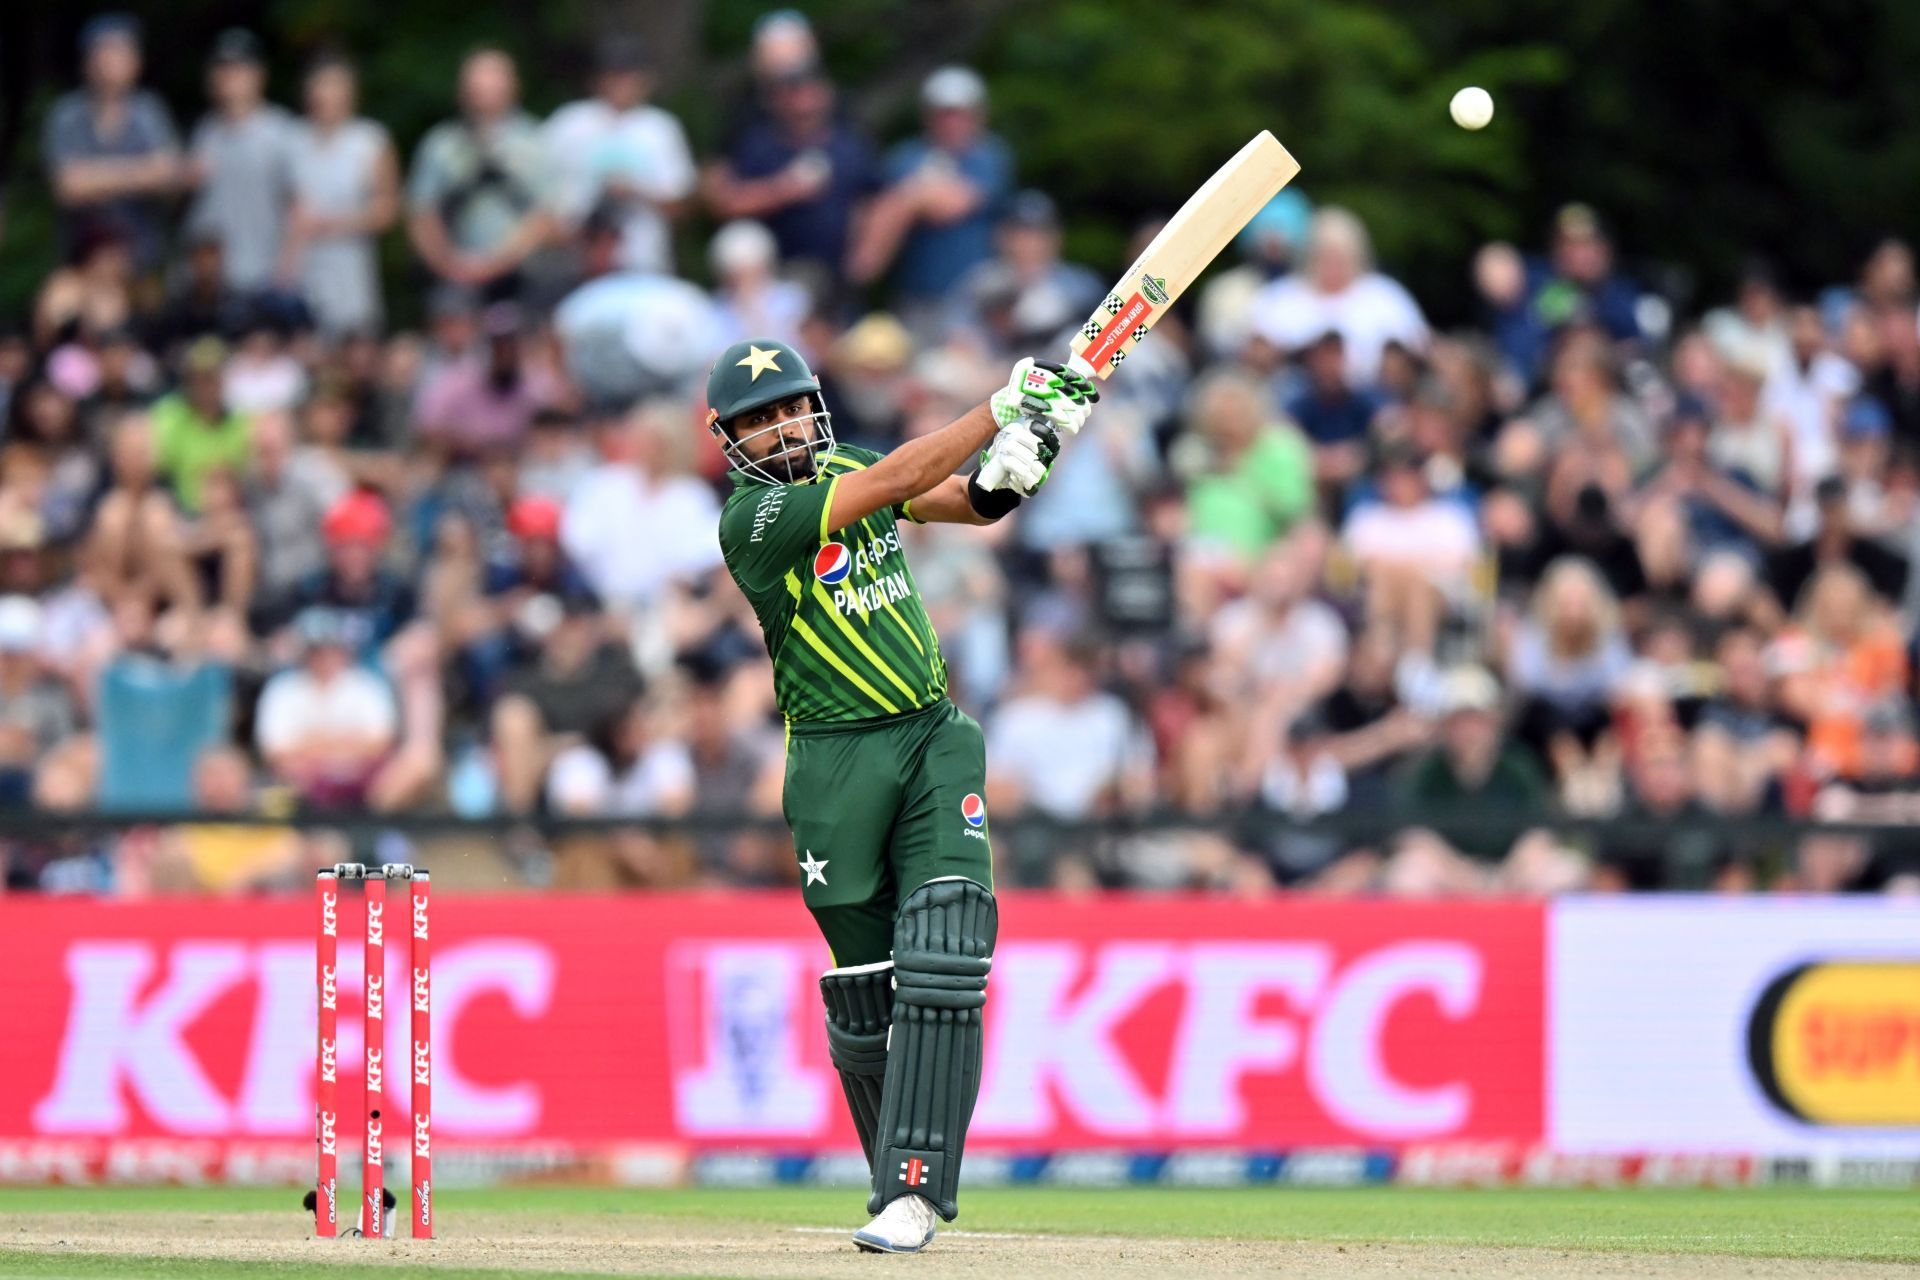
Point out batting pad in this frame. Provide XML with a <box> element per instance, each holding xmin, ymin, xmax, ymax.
<box><xmin>868</xmin><ymin>877</ymin><xmax>997</xmax><ymax>1220</ymax></box>
<box><xmin>820</xmin><ymin>959</ymin><xmax>894</xmax><ymax>1174</ymax></box>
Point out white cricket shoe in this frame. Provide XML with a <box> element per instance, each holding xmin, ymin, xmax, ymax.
<box><xmin>852</xmin><ymin>1193</ymin><xmax>938</xmax><ymax>1253</ymax></box>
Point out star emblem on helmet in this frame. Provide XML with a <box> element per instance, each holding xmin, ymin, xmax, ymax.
<box><xmin>737</xmin><ymin>344</ymin><xmax>783</xmax><ymax>381</ymax></box>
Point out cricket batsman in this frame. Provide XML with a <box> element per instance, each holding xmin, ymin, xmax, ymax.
<box><xmin>707</xmin><ymin>337</ymin><xmax>1096</xmax><ymax>1252</ymax></box>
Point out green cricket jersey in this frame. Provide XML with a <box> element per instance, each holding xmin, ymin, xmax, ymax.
<box><xmin>718</xmin><ymin>445</ymin><xmax>948</xmax><ymax>725</ymax></box>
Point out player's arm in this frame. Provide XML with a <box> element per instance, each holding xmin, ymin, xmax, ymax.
<box><xmin>824</xmin><ymin>403</ymin><xmax>999</xmax><ymax>534</ymax></box>
<box><xmin>824</xmin><ymin>360</ymin><xmax>1095</xmax><ymax>534</ymax></box>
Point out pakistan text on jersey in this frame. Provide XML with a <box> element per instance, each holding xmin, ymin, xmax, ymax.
<box><xmin>831</xmin><ymin>571</ymin><xmax>913</xmax><ymax>616</ymax></box>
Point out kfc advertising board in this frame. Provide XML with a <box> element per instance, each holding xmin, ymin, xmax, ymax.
<box><xmin>0</xmin><ymin>894</ymin><xmax>1543</xmax><ymax>1175</ymax></box>
<box><xmin>1</xmin><ymin>892</ymin><xmax>1912</xmax><ymax>1183</ymax></box>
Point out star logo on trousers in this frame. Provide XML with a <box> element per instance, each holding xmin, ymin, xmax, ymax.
<box><xmin>799</xmin><ymin>850</ymin><xmax>829</xmax><ymax>886</ymax></box>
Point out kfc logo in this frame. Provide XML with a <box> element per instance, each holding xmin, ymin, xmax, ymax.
<box><xmin>320</xmin><ymin>963</ymin><xmax>337</xmax><ymax>1012</ymax></box>
<box><xmin>366</xmin><ymin>900</ymin><xmax>383</xmax><ymax>947</ymax></box>
<box><xmin>321</xmin><ymin>891</ymin><xmax>337</xmax><ymax>938</ymax></box>
<box><xmin>412</xmin><ymin>894</ymin><xmax>428</xmax><ymax>942</ymax></box>
<box><xmin>413</xmin><ymin>1039</ymin><xmax>430</xmax><ymax>1087</ymax></box>
<box><xmin>414</xmin><ymin>1111</ymin><xmax>431</xmax><ymax>1158</ymax></box>
<box><xmin>366</xmin><ymin>973</ymin><xmax>384</xmax><ymax>1021</ymax></box>
<box><xmin>412</xmin><ymin>966</ymin><xmax>429</xmax><ymax>1015</ymax></box>
<box><xmin>365</xmin><ymin>1115</ymin><xmax>383</xmax><ymax>1164</ymax></box>
<box><xmin>365</xmin><ymin>1047</ymin><xmax>383</xmax><ymax>1094</ymax></box>
<box><xmin>320</xmin><ymin>1036</ymin><xmax>337</xmax><ymax>1086</ymax></box>
<box><xmin>319</xmin><ymin>1108</ymin><xmax>337</xmax><ymax>1156</ymax></box>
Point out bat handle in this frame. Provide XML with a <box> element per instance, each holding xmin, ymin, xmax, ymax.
<box><xmin>977</xmin><ymin>454</ymin><xmax>1011</xmax><ymax>492</ymax></box>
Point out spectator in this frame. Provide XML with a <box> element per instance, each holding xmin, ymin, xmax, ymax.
<box><xmin>1507</xmin><ymin>557</ymin><xmax>1633</xmax><ymax>808</ymax></box>
<box><xmin>546</xmin><ymin>693</ymin><xmax>697</xmax><ymax>888</ymax></box>
<box><xmin>1708</xmin><ymin>340</ymin><xmax>1794</xmax><ymax>502</ymax></box>
<box><xmin>154</xmin><ymin>231</ymin><xmax>252</xmax><ymax>353</ymax></box>
<box><xmin>179</xmin><ymin>469</ymin><xmax>257</xmax><ymax>615</ymax></box>
<box><xmin>1692</xmin><ymin>625</ymin><xmax>1801</xmax><ymax>815</ymax></box>
<box><xmin>1250</xmin><ymin>207</ymin><xmax>1428</xmax><ymax>385</ymax></box>
<box><xmin>1284</xmin><ymin>331</ymin><xmax>1381</xmax><ymax>487</ymax></box>
<box><xmin>1340</xmin><ymin>443</ymin><xmax>1483</xmax><ymax>656</ymax></box>
<box><xmin>490</xmin><ymin>595</ymin><xmax>643</xmax><ymax>813</ymax></box>
<box><xmin>151</xmin><ymin>337</ymin><xmax>254</xmax><ymax>514</ymax></box>
<box><xmin>223</xmin><ymin>318</ymin><xmax>308</xmax><ymax>415</ymax></box>
<box><xmin>1632</xmin><ymin>397</ymin><xmax>1782</xmax><ymax>561</ymax></box>
<box><xmin>1197</xmin><ymin>189</ymin><xmax>1313</xmax><ymax>360</ymax></box>
<box><xmin>280</xmin><ymin>52</ymin><xmax>400</xmax><ymax>336</ymax></box>
<box><xmin>1385</xmin><ymin>666</ymin><xmax>1581</xmax><ymax>894</ymax></box>
<box><xmin>710</xmin><ymin>220</ymin><xmax>810</xmax><ymax>347</ymax></box>
<box><xmin>849</xmin><ymin>67</ymin><xmax>1012</xmax><ymax>321</ymax></box>
<box><xmin>151</xmin><ymin>745</ymin><xmax>303</xmax><ymax>892</ymax></box>
<box><xmin>1766</xmin><ymin>474</ymin><xmax>1909</xmax><ymax>613</ymax></box>
<box><xmin>561</xmin><ymin>407</ymin><xmax>722</xmax><ymax>612</ymax></box>
<box><xmin>184</xmin><ymin>30</ymin><xmax>295</xmax><ymax>293</ymax></box>
<box><xmin>987</xmin><ymin>630</ymin><xmax>1153</xmax><ymax>822</ymax></box>
<box><xmin>551</xmin><ymin>218</ymin><xmax>724</xmax><ymax>409</ymax></box>
<box><xmin>245</xmin><ymin>411</ymin><xmax>330</xmax><ymax>614</ymax></box>
<box><xmin>34</xmin><ymin>221</ymin><xmax>137</xmax><ymax>349</ymax></box>
<box><xmin>406</xmin><ymin>48</ymin><xmax>555</xmax><ymax>299</ymax></box>
<box><xmin>255</xmin><ymin>607</ymin><xmax>401</xmax><ymax>809</ymax></box>
<box><xmin>1594</xmin><ymin>725</ymin><xmax>1736</xmax><ymax>890</ymax></box>
<box><xmin>94</xmin><ymin>607</ymin><xmax>233</xmax><ymax>810</ymax></box>
<box><xmin>9</xmin><ymin>380</ymin><xmax>101</xmax><ymax>544</ymax></box>
<box><xmin>0</xmin><ymin>597</ymin><xmax>80</xmax><ymax>808</ymax></box>
<box><xmin>42</xmin><ymin>14</ymin><xmax>181</xmax><ymax>273</ymax></box>
<box><xmin>1528</xmin><ymin>329</ymin><xmax>1657</xmax><ymax>471</ymax></box>
<box><xmin>1171</xmin><ymin>368</ymin><xmax>1314</xmax><ymax>569</ymax></box>
<box><xmin>1770</xmin><ymin>563</ymin><xmax>1909</xmax><ymax>783</ymax></box>
<box><xmin>543</xmin><ymin>35</ymin><xmax>696</xmax><ymax>276</ymax></box>
<box><xmin>89</xmin><ymin>412</ymin><xmax>196</xmax><ymax>611</ymax></box>
<box><xmin>279</xmin><ymin>491</ymin><xmax>416</xmax><ymax>660</ymax></box>
<box><xmin>1526</xmin><ymin>204</ymin><xmax>1642</xmax><ymax>346</ymax></box>
<box><xmin>948</xmin><ymin>191</ymin><xmax>1103</xmax><ymax>359</ymax></box>
<box><xmin>415</xmin><ymin>302</ymin><xmax>562</xmax><ymax>458</ymax></box>
<box><xmin>703</xmin><ymin>59</ymin><xmax>877</xmax><ymax>290</ymax></box>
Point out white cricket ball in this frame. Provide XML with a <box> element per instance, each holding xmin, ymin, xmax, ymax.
<box><xmin>1450</xmin><ymin>86</ymin><xmax>1494</xmax><ymax>130</ymax></box>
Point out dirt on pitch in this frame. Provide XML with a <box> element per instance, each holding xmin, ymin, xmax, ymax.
<box><xmin>7</xmin><ymin>1212</ymin><xmax>1919</xmax><ymax>1279</ymax></box>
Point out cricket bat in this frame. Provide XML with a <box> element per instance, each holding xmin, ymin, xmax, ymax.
<box><xmin>981</xmin><ymin>130</ymin><xmax>1301</xmax><ymax>489</ymax></box>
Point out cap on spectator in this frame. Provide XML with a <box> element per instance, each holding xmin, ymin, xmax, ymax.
<box><xmin>709</xmin><ymin>219</ymin><xmax>778</xmax><ymax>278</ymax></box>
<box><xmin>209</xmin><ymin>28</ymin><xmax>263</xmax><ymax>67</ymax></box>
<box><xmin>1668</xmin><ymin>393</ymin><xmax>1712</xmax><ymax>429</ymax></box>
<box><xmin>0</xmin><ymin>596</ymin><xmax>44</xmax><ymax>655</ymax></box>
<box><xmin>1815</xmin><ymin>474</ymin><xmax>1848</xmax><ymax>508</ymax></box>
<box><xmin>1002</xmin><ymin>190</ymin><xmax>1059</xmax><ymax>232</ymax></box>
<box><xmin>80</xmin><ymin>12</ymin><xmax>141</xmax><ymax>53</ymax></box>
<box><xmin>1555</xmin><ymin>202</ymin><xmax>1604</xmax><ymax>240</ymax></box>
<box><xmin>322</xmin><ymin>491</ymin><xmax>391</xmax><ymax>546</ymax></box>
<box><xmin>1236</xmin><ymin>189</ymin><xmax>1312</xmax><ymax>256</ymax></box>
<box><xmin>593</xmin><ymin>34</ymin><xmax>648</xmax><ymax>74</ymax></box>
<box><xmin>294</xmin><ymin>607</ymin><xmax>351</xmax><ymax>653</ymax></box>
<box><xmin>0</xmin><ymin>511</ymin><xmax>47</xmax><ymax>554</ymax></box>
<box><xmin>182</xmin><ymin>336</ymin><xmax>228</xmax><ymax>376</ymax></box>
<box><xmin>1843</xmin><ymin>395</ymin><xmax>1893</xmax><ymax>440</ymax></box>
<box><xmin>1439</xmin><ymin>665</ymin><xmax>1501</xmax><ymax>716</ymax></box>
<box><xmin>922</xmin><ymin>65</ymin><xmax>986</xmax><ymax>111</ymax></box>
<box><xmin>507</xmin><ymin>496</ymin><xmax>563</xmax><ymax>542</ymax></box>
<box><xmin>835</xmin><ymin>313</ymin><xmax>911</xmax><ymax>372</ymax></box>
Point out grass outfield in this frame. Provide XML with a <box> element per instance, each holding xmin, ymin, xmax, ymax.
<box><xmin>0</xmin><ymin>1185</ymin><xmax>1916</xmax><ymax>1278</ymax></box>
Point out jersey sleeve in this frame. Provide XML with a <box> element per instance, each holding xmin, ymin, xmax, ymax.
<box><xmin>719</xmin><ymin>480</ymin><xmax>837</xmax><ymax>594</ymax></box>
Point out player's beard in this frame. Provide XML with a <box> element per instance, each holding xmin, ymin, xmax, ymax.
<box><xmin>768</xmin><ymin>431</ymin><xmax>818</xmax><ymax>482</ymax></box>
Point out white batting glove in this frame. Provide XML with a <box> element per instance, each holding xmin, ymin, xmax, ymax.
<box><xmin>977</xmin><ymin>417</ymin><xmax>1060</xmax><ymax>495</ymax></box>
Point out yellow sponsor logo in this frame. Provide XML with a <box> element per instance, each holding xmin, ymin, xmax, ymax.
<box><xmin>1748</xmin><ymin>961</ymin><xmax>1920</xmax><ymax>1126</ymax></box>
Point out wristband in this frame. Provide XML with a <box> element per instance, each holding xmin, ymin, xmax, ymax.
<box><xmin>966</xmin><ymin>469</ymin><xmax>1024</xmax><ymax>520</ymax></box>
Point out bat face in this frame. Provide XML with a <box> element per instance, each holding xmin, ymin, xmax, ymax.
<box><xmin>1069</xmin><ymin>130</ymin><xmax>1301</xmax><ymax>379</ymax></box>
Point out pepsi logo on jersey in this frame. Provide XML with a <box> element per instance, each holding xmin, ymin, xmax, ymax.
<box><xmin>813</xmin><ymin>542</ymin><xmax>852</xmax><ymax>585</ymax></box>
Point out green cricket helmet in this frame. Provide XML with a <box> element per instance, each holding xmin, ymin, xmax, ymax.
<box><xmin>704</xmin><ymin>337</ymin><xmax>836</xmax><ymax>485</ymax></box>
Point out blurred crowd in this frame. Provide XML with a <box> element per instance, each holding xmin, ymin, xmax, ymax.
<box><xmin>4</xmin><ymin>9</ymin><xmax>1919</xmax><ymax>898</ymax></box>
